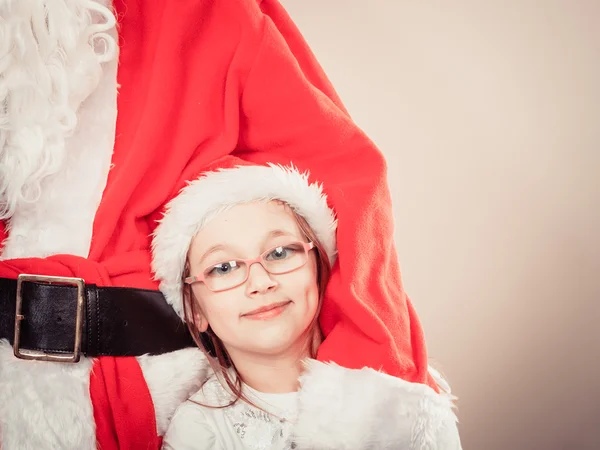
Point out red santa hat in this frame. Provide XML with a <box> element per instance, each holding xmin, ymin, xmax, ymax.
<box><xmin>151</xmin><ymin>156</ymin><xmax>337</xmax><ymax>320</ymax></box>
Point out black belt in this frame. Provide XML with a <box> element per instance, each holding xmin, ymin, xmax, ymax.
<box><xmin>0</xmin><ymin>274</ymin><xmax>195</xmax><ymax>362</ymax></box>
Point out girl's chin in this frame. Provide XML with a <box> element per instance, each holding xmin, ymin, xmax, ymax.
<box><xmin>238</xmin><ymin>333</ymin><xmax>309</xmax><ymax>357</ymax></box>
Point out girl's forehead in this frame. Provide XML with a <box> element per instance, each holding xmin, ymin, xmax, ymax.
<box><xmin>190</xmin><ymin>201</ymin><xmax>302</xmax><ymax>255</ymax></box>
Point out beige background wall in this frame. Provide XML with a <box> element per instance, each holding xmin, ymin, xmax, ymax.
<box><xmin>281</xmin><ymin>1</ymin><xmax>600</xmax><ymax>449</ymax></box>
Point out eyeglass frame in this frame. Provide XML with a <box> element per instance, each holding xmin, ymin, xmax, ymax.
<box><xmin>184</xmin><ymin>241</ymin><xmax>315</xmax><ymax>292</ymax></box>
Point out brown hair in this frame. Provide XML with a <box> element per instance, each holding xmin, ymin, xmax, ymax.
<box><xmin>182</xmin><ymin>204</ymin><xmax>332</xmax><ymax>408</ymax></box>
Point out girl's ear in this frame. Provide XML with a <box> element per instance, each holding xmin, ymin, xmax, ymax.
<box><xmin>194</xmin><ymin>307</ymin><xmax>209</xmax><ymax>333</ymax></box>
<box><xmin>183</xmin><ymin>280</ymin><xmax>210</xmax><ymax>333</ymax></box>
<box><xmin>190</xmin><ymin>288</ymin><xmax>209</xmax><ymax>332</ymax></box>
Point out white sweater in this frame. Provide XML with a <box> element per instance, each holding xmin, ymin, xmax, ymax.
<box><xmin>163</xmin><ymin>375</ymin><xmax>298</xmax><ymax>450</ymax></box>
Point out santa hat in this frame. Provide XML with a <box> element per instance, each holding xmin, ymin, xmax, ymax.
<box><xmin>151</xmin><ymin>156</ymin><xmax>337</xmax><ymax>320</ymax></box>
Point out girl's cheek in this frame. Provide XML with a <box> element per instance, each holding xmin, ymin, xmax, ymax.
<box><xmin>203</xmin><ymin>294</ymin><xmax>235</xmax><ymax>317</ymax></box>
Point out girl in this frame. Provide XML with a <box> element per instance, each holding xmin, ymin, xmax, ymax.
<box><xmin>152</xmin><ymin>158</ymin><xmax>462</xmax><ymax>450</ymax></box>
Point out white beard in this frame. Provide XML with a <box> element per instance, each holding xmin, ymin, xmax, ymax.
<box><xmin>0</xmin><ymin>0</ymin><xmax>118</xmax><ymax>220</ymax></box>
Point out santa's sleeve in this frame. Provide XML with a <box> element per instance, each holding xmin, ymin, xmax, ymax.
<box><xmin>237</xmin><ymin>0</ymin><xmax>437</xmax><ymax>389</ymax></box>
<box><xmin>292</xmin><ymin>360</ymin><xmax>462</xmax><ymax>449</ymax></box>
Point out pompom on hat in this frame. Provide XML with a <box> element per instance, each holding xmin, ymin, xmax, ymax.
<box><xmin>151</xmin><ymin>156</ymin><xmax>337</xmax><ymax>320</ymax></box>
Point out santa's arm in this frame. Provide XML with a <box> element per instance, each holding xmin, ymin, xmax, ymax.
<box><xmin>237</xmin><ymin>0</ymin><xmax>436</xmax><ymax>388</ymax></box>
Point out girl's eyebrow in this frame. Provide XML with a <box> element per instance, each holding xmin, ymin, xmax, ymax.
<box><xmin>198</xmin><ymin>244</ymin><xmax>229</xmax><ymax>266</ymax></box>
<box><xmin>265</xmin><ymin>229</ymin><xmax>294</xmax><ymax>240</ymax></box>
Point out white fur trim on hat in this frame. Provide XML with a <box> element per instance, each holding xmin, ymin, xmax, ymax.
<box><xmin>151</xmin><ymin>164</ymin><xmax>337</xmax><ymax>320</ymax></box>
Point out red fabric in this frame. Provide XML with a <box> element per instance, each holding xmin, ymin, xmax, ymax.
<box><xmin>91</xmin><ymin>358</ymin><xmax>161</xmax><ymax>450</ymax></box>
<box><xmin>1</xmin><ymin>0</ymin><xmax>436</xmax><ymax>448</ymax></box>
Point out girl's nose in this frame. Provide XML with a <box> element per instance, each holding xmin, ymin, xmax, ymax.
<box><xmin>245</xmin><ymin>262</ymin><xmax>278</xmax><ymax>296</ymax></box>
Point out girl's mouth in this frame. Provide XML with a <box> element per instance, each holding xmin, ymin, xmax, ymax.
<box><xmin>242</xmin><ymin>300</ymin><xmax>292</xmax><ymax>320</ymax></box>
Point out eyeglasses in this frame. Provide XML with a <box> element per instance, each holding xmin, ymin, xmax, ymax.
<box><xmin>184</xmin><ymin>241</ymin><xmax>315</xmax><ymax>292</ymax></box>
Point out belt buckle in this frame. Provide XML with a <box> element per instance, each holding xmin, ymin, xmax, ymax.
<box><xmin>13</xmin><ymin>274</ymin><xmax>85</xmax><ymax>363</ymax></box>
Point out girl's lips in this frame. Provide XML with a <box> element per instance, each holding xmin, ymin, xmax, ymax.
<box><xmin>242</xmin><ymin>301</ymin><xmax>291</xmax><ymax>320</ymax></box>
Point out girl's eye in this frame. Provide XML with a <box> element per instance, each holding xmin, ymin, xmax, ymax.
<box><xmin>207</xmin><ymin>261</ymin><xmax>239</xmax><ymax>277</ymax></box>
<box><xmin>266</xmin><ymin>246</ymin><xmax>296</xmax><ymax>261</ymax></box>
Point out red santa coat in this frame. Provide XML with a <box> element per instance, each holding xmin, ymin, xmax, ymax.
<box><xmin>0</xmin><ymin>0</ymin><xmax>437</xmax><ymax>448</ymax></box>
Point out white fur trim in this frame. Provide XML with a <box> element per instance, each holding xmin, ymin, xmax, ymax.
<box><xmin>0</xmin><ymin>1</ymin><xmax>119</xmax><ymax>448</ymax></box>
<box><xmin>137</xmin><ymin>348</ymin><xmax>209</xmax><ymax>436</ymax></box>
<box><xmin>428</xmin><ymin>364</ymin><xmax>453</xmax><ymax>395</ymax></box>
<box><xmin>152</xmin><ymin>164</ymin><xmax>337</xmax><ymax>319</ymax></box>
<box><xmin>0</xmin><ymin>341</ymin><xmax>96</xmax><ymax>450</ymax></box>
<box><xmin>293</xmin><ymin>360</ymin><xmax>462</xmax><ymax>449</ymax></box>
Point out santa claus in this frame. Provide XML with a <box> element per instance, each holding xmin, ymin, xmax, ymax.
<box><xmin>0</xmin><ymin>0</ymin><xmax>446</xmax><ymax>448</ymax></box>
